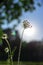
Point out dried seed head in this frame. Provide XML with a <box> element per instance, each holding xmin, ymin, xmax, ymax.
<box><xmin>23</xmin><ymin>20</ymin><xmax>32</xmax><ymax>29</ymax></box>
<box><xmin>2</xmin><ymin>34</ymin><xmax>8</xmax><ymax>39</ymax></box>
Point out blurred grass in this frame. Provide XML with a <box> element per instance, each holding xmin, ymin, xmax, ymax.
<box><xmin>0</xmin><ymin>61</ymin><xmax>43</xmax><ymax>65</ymax></box>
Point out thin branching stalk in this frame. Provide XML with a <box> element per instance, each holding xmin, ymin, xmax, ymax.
<box><xmin>17</xmin><ymin>29</ymin><xmax>25</xmax><ymax>65</ymax></box>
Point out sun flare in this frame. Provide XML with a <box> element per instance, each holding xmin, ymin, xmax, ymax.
<box><xmin>24</xmin><ymin>26</ymin><xmax>36</xmax><ymax>37</ymax></box>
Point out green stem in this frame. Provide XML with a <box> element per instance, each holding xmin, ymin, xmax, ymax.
<box><xmin>17</xmin><ymin>28</ymin><xmax>25</xmax><ymax>65</ymax></box>
<box><xmin>5</xmin><ymin>39</ymin><xmax>13</xmax><ymax>65</ymax></box>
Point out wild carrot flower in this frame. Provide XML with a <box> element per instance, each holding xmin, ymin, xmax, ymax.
<box><xmin>18</xmin><ymin>20</ymin><xmax>32</xmax><ymax>65</ymax></box>
<box><xmin>23</xmin><ymin>20</ymin><xmax>32</xmax><ymax>29</ymax></box>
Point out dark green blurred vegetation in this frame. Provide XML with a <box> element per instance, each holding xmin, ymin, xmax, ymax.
<box><xmin>0</xmin><ymin>61</ymin><xmax>43</xmax><ymax>65</ymax></box>
<box><xmin>0</xmin><ymin>29</ymin><xmax>43</xmax><ymax>61</ymax></box>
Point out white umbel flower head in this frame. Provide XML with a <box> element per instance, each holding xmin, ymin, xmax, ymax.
<box><xmin>23</xmin><ymin>20</ymin><xmax>32</xmax><ymax>29</ymax></box>
<box><xmin>2</xmin><ymin>34</ymin><xmax>8</xmax><ymax>39</ymax></box>
<box><xmin>4</xmin><ymin>47</ymin><xmax>9</xmax><ymax>53</ymax></box>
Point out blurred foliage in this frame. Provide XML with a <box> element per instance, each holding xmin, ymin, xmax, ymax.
<box><xmin>11</xmin><ymin>47</ymin><xmax>17</xmax><ymax>57</ymax></box>
<box><xmin>0</xmin><ymin>29</ymin><xmax>3</xmax><ymax>43</ymax></box>
<box><xmin>0</xmin><ymin>0</ymin><xmax>41</xmax><ymax>24</ymax></box>
<box><xmin>0</xmin><ymin>0</ymin><xmax>42</xmax><ymax>43</ymax></box>
<box><xmin>37</xmin><ymin>3</ymin><xmax>41</xmax><ymax>7</ymax></box>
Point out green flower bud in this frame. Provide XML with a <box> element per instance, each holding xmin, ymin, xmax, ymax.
<box><xmin>2</xmin><ymin>34</ymin><xmax>8</xmax><ymax>39</ymax></box>
<box><xmin>4</xmin><ymin>47</ymin><xmax>9</xmax><ymax>53</ymax></box>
